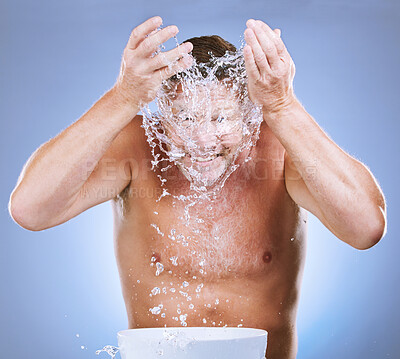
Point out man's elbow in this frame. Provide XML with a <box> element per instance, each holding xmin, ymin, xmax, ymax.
<box><xmin>351</xmin><ymin>206</ymin><xmax>387</xmax><ymax>250</ymax></box>
<box><xmin>8</xmin><ymin>192</ymin><xmax>45</xmax><ymax>231</ymax></box>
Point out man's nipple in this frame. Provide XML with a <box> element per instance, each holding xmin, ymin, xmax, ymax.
<box><xmin>262</xmin><ymin>251</ymin><xmax>272</xmax><ymax>263</ymax></box>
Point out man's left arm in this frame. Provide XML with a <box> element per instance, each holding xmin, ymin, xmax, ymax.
<box><xmin>243</xmin><ymin>19</ymin><xmax>386</xmax><ymax>249</ymax></box>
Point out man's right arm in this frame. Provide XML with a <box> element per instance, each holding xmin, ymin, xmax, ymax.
<box><xmin>8</xmin><ymin>15</ymin><xmax>193</xmax><ymax>231</ymax></box>
<box><xmin>9</xmin><ymin>89</ymin><xmax>139</xmax><ymax>231</ymax></box>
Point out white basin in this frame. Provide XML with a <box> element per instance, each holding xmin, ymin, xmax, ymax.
<box><xmin>117</xmin><ymin>327</ymin><xmax>268</xmax><ymax>359</ymax></box>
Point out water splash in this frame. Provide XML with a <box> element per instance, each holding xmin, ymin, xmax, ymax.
<box><xmin>96</xmin><ymin>345</ymin><xmax>119</xmax><ymax>358</ymax></box>
<box><xmin>140</xmin><ymin>28</ymin><xmax>263</xmax><ymax>327</ymax></box>
<box><xmin>140</xmin><ymin>36</ymin><xmax>263</xmax><ymax>199</ymax></box>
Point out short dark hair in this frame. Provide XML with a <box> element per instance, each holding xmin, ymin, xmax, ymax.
<box><xmin>169</xmin><ymin>35</ymin><xmax>237</xmax><ymax>82</ymax></box>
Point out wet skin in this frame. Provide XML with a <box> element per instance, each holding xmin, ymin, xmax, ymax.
<box><xmin>112</xmin><ymin>116</ymin><xmax>307</xmax><ymax>359</ymax></box>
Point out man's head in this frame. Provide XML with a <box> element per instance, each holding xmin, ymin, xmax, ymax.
<box><xmin>157</xmin><ymin>35</ymin><xmax>250</xmax><ymax>188</ymax></box>
<box><xmin>168</xmin><ymin>35</ymin><xmax>237</xmax><ymax>82</ymax></box>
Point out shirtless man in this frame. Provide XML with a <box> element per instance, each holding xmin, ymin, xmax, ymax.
<box><xmin>8</xmin><ymin>16</ymin><xmax>386</xmax><ymax>359</ymax></box>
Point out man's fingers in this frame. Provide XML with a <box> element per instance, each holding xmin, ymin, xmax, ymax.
<box><xmin>257</xmin><ymin>20</ymin><xmax>289</xmax><ymax>58</ymax></box>
<box><xmin>253</xmin><ymin>20</ymin><xmax>277</xmax><ymax>40</ymax></box>
<box><xmin>270</xmin><ymin>28</ymin><xmax>291</xmax><ymax>62</ymax></box>
<box><xmin>127</xmin><ymin>16</ymin><xmax>163</xmax><ymax>50</ymax></box>
<box><xmin>149</xmin><ymin>42</ymin><xmax>193</xmax><ymax>71</ymax></box>
<box><xmin>244</xmin><ymin>28</ymin><xmax>271</xmax><ymax>74</ymax></box>
<box><xmin>248</xmin><ymin>19</ymin><xmax>291</xmax><ymax>65</ymax></box>
<box><xmin>157</xmin><ymin>54</ymin><xmax>194</xmax><ymax>81</ymax></box>
<box><xmin>138</xmin><ymin>25</ymin><xmax>179</xmax><ymax>57</ymax></box>
<box><xmin>249</xmin><ymin>19</ymin><xmax>288</xmax><ymax>55</ymax></box>
<box><xmin>243</xmin><ymin>44</ymin><xmax>260</xmax><ymax>81</ymax></box>
<box><xmin>250</xmin><ymin>22</ymin><xmax>280</xmax><ymax>71</ymax></box>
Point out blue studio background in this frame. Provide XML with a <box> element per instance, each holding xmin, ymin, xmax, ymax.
<box><xmin>1</xmin><ymin>0</ymin><xmax>399</xmax><ymax>358</ymax></box>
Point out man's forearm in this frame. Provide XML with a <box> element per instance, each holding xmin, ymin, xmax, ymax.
<box><xmin>9</xmin><ymin>87</ymin><xmax>138</xmax><ymax>228</ymax></box>
<box><xmin>241</xmin><ymin>18</ymin><xmax>385</xmax><ymax>247</ymax></box>
<box><xmin>263</xmin><ymin>98</ymin><xmax>386</xmax><ymax>246</ymax></box>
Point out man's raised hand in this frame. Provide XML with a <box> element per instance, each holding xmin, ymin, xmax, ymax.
<box><xmin>114</xmin><ymin>16</ymin><xmax>193</xmax><ymax>109</ymax></box>
<box><xmin>243</xmin><ymin>19</ymin><xmax>296</xmax><ymax>116</ymax></box>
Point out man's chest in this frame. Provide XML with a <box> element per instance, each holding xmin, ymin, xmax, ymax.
<box><xmin>122</xmin><ymin>170</ymin><xmax>298</xmax><ymax>279</ymax></box>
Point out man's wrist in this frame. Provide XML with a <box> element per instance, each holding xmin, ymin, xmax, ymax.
<box><xmin>93</xmin><ymin>86</ymin><xmax>141</xmax><ymax>128</ymax></box>
<box><xmin>109</xmin><ymin>85</ymin><xmax>140</xmax><ymax>115</ymax></box>
<box><xmin>262</xmin><ymin>95</ymin><xmax>303</xmax><ymax>122</ymax></box>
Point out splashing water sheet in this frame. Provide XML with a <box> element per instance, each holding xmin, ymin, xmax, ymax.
<box><xmin>141</xmin><ymin>32</ymin><xmax>263</xmax><ymax>198</ymax></box>
<box><xmin>98</xmin><ymin>25</ymin><xmax>264</xmax><ymax>357</ymax></box>
<box><xmin>140</xmin><ymin>25</ymin><xmax>264</xmax><ymax>326</ymax></box>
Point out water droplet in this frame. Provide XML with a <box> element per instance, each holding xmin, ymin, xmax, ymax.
<box><xmin>156</xmin><ymin>262</ymin><xmax>164</xmax><ymax>276</ymax></box>
<box><xmin>149</xmin><ymin>305</ymin><xmax>163</xmax><ymax>315</ymax></box>
<box><xmin>151</xmin><ymin>287</ymin><xmax>161</xmax><ymax>295</ymax></box>
<box><xmin>170</xmin><ymin>256</ymin><xmax>178</xmax><ymax>266</ymax></box>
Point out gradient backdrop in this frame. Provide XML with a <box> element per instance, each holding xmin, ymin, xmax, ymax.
<box><xmin>1</xmin><ymin>0</ymin><xmax>399</xmax><ymax>358</ymax></box>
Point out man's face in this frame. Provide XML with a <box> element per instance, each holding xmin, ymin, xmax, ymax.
<box><xmin>161</xmin><ymin>82</ymin><xmax>244</xmax><ymax>187</ymax></box>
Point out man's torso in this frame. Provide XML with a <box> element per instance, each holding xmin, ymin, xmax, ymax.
<box><xmin>111</xmin><ymin>118</ymin><xmax>307</xmax><ymax>358</ymax></box>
